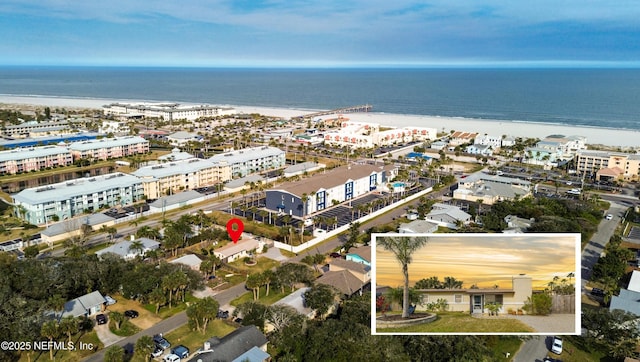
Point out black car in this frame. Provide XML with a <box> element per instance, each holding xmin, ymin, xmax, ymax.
<box><xmin>217</xmin><ymin>309</ymin><xmax>229</xmax><ymax>319</ymax></box>
<box><xmin>96</xmin><ymin>314</ymin><xmax>107</xmax><ymax>325</ymax></box>
<box><xmin>124</xmin><ymin>310</ymin><xmax>139</xmax><ymax>318</ymax></box>
<box><xmin>591</xmin><ymin>288</ymin><xmax>605</xmax><ymax>297</ymax></box>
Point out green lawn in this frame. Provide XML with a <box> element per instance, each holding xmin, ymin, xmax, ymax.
<box><xmin>376</xmin><ymin>312</ymin><xmax>535</xmax><ymax>333</ymax></box>
<box><xmin>487</xmin><ymin>336</ymin><xmax>523</xmax><ymax>361</ymax></box>
<box><xmin>228</xmin><ymin>257</ymin><xmax>281</xmax><ymax>274</ymax></box>
<box><xmin>109</xmin><ymin>319</ymin><xmax>141</xmax><ymax>337</ymax></box>
<box><xmin>142</xmin><ymin>292</ymin><xmax>198</xmax><ymax>319</ymax></box>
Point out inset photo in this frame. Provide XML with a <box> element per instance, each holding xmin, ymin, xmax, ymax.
<box><xmin>372</xmin><ymin>233</ymin><xmax>580</xmax><ymax>335</ymax></box>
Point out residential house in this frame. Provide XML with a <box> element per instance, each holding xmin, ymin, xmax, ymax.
<box><xmin>524</xmin><ymin>135</ymin><xmax>586</xmax><ymax>166</ymax></box>
<box><xmin>148</xmin><ymin>190</ymin><xmax>206</xmax><ymax>213</ymax></box>
<box><xmin>502</xmin><ymin>215</ymin><xmax>533</xmax><ymax>234</ymax></box>
<box><xmin>398</xmin><ymin>219</ymin><xmax>439</xmax><ymax>234</ymax></box>
<box><xmin>213</xmin><ymin>238</ymin><xmax>265</xmax><ymax>263</ymax></box>
<box><xmin>187</xmin><ymin>325</ymin><xmax>269</xmax><ymax>362</ymax></box>
<box><xmin>474</xmin><ymin>134</ymin><xmax>503</xmax><ymax>149</ymax></box>
<box><xmin>170</xmin><ymin>254</ymin><xmax>203</xmax><ymax>271</ymax></box>
<box><xmin>448</xmin><ymin>131</ymin><xmax>478</xmax><ymax>146</ymax></box>
<box><xmin>96</xmin><ymin>237</ymin><xmax>160</xmax><ymax>260</ymax></box>
<box><xmin>424</xmin><ymin>203</ymin><xmax>472</xmax><ymax>229</ymax></box>
<box><xmin>465</xmin><ymin>144</ymin><xmax>493</xmax><ymax>156</ymax></box>
<box><xmin>60</xmin><ymin>291</ymin><xmax>107</xmax><ymax>319</ymax></box>
<box><xmin>40</xmin><ymin>213</ymin><xmax>115</xmax><ymax>245</ymax></box>
<box><xmin>168</xmin><ymin>131</ymin><xmax>204</xmax><ymax>147</ymax></box>
<box><xmin>329</xmin><ymin>258</ymin><xmax>370</xmax><ymax>283</ymax></box>
<box><xmin>283</xmin><ymin>161</ymin><xmax>325</xmax><ymax>178</ymax></box>
<box><xmin>453</xmin><ymin>173</ymin><xmax>532</xmax><ymax>205</ymax></box>
<box><xmin>416</xmin><ymin>274</ymin><xmax>533</xmax><ymax>315</ymax></box>
<box><xmin>346</xmin><ymin>245</ymin><xmax>371</xmax><ymax>266</ymax></box>
<box><xmin>316</xmin><ymin>269</ymin><xmax>367</xmax><ymax>297</ymax></box>
<box><xmin>610</xmin><ymin>270</ymin><xmax>640</xmax><ymax>316</ymax></box>
<box><xmin>273</xmin><ymin>287</ymin><xmax>315</xmax><ymax>319</ymax></box>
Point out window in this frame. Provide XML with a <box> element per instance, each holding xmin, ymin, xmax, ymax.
<box><xmin>454</xmin><ymin>294</ymin><xmax>463</xmax><ymax>303</ymax></box>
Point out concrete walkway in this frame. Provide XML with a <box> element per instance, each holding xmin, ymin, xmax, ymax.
<box><xmin>94</xmin><ymin>319</ymin><xmax>124</xmax><ymax>347</ymax></box>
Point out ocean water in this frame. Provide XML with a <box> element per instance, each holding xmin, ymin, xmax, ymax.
<box><xmin>1</xmin><ymin>67</ymin><xmax>640</xmax><ymax>130</ymax></box>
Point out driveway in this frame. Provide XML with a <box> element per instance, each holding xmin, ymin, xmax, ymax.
<box><xmin>510</xmin><ymin>314</ymin><xmax>576</xmax><ymax>334</ymax></box>
<box><xmin>94</xmin><ymin>320</ymin><xmax>124</xmax><ymax>347</ymax></box>
<box><xmin>513</xmin><ymin>335</ymin><xmax>555</xmax><ymax>362</ymax></box>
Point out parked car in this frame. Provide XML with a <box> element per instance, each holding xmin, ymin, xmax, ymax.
<box><xmin>605</xmin><ymin>214</ymin><xmax>613</xmax><ymax>220</ymax></box>
<box><xmin>124</xmin><ymin>310</ymin><xmax>139</xmax><ymax>318</ymax></box>
<box><xmin>153</xmin><ymin>334</ymin><xmax>171</xmax><ymax>350</ymax></box>
<box><xmin>591</xmin><ymin>288</ymin><xmax>605</xmax><ymax>297</ymax></box>
<box><xmin>96</xmin><ymin>314</ymin><xmax>107</xmax><ymax>325</ymax></box>
<box><xmin>105</xmin><ymin>295</ymin><xmax>117</xmax><ymax>305</ymax></box>
<box><xmin>151</xmin><ymin>346</ymin><xmax>164</xmax><ymax>358</ymax></box>
<box><xmin>551</xmin><ymin>336</ymin><xmax>563</xmax><ymax>354</ymax></box>
<box><xmin>171</xmin><ymin>345</ymin><xmax>190</xmax><ymax>359</ymax></box>
<box><xmin>163</xmin><ymin>354</ymin><xmax>181</xmax><ymax>362</ymax></box>
<box><xmin>216</xmin><ymin>309</ymin><xmax>229</xmax><ymax>319</ymax></box>
<box><xmin>329</xmin><ymin>252</ymin><xmax>341</xmax><ymax>258</ymax></box>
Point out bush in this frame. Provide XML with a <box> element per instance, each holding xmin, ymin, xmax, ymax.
<box><xmin>522</xmin><ymin>293</ymin><xmax>552</xmax><ymax>315</ymax></box>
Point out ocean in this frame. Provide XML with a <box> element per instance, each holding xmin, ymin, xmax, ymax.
<box><xmin>1</xmin><ymin>67</ymin><xmax>640</xmax><ymax>130</ymax></box>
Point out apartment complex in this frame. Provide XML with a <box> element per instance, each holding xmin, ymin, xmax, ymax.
<box><xmin>133</xmin><ymin>158</ymin><xmax>231</xmax><ymax>199</ymax></box>
<box><xmin>102</xmin><ymin>102</ymin><xmax>235</xmax><ymax>121</ymax></box>
<box><xmin>1</xmin><ymin>120</ymin><xmax>72</xmax><ymax>138</ymax></box>
<box><xmin>209</xmin><ymin>146</ymin><xmax>286</xmax><ymax>178</ymax></box>
<box><xmin>0</xmin><ymin>146</ymin><xmax>73</xmax><ymax>175</ymax></box>
<box><xmin>265</xmin><ymin>163</ymin><xmax>397</xmax><ymax>217</ymax></box>
<box><xmin>576</xmin><ymin>150</ymin><xmax>640</xmax><ymax>181</ymax></box>
<box><xmin>13</xmin><ymin>173</ymin><xmax>143</xmax><ymax>225</ymax></box>
<box><xmin>68</xmin><ymin>136</ymin><xmax>149</xmax><ymax>161</ymax></box>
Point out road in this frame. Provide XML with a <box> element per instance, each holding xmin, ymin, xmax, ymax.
<box><xmin>513</xmin><ymin>335</ymin><xmax>553</xmax><ymax>362</ymax></box>
<box><xmin>82</xmin><ymin>283</ymin><xmax>248</xmax><ymax>361</ymax></box>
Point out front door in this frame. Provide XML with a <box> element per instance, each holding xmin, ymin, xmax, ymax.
<box><xmin>472</xmin><ymin>295</ymin><xmax>483</xmax><ymax>313</ymax></box>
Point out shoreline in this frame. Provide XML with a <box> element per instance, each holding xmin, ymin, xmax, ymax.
<box><xmin>1</xmin><ymin>94</ymin><xmax>638</xmax><ymax>148</ymax></box>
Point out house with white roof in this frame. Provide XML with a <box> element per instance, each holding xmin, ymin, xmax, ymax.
<box><xmin>398</xmin><ymin>219</ymin><xmax>439</xmax><ymax>234</ymax></box>
<box><xmin>474</xmin><ymin>134</ymin><xmax>503</xmax><ymax>149</ymax></box>
<box><xmin>95</xmin><ymin>237</ymin><xmax>160</xmax><ymax>260</ymax></box>
<box><xmin>170</xmin><ymin>254</ymin><xmax>203</xmax><ymax>270</ymax></box>
<box><xmin>424</xmin><ymin>203</ymin><xmax>472</xmax><ymax>229</ymax></box>
<box><xmin>59</xmin><ymin>291</ymin><xmax>106</xmax><ymax>319</ymax></box>
<box><xmin>273</xmin><ymin>287</ymin><xmax>315</xmax><ymax>319</ymax></box>
<box><xmin>453</xmin><ymin>173</ymin><xmax>532</xmax><ymax>205</ymax></box>
<box><xmin>213</xmin><ymin>237</ymin><xmax>266</xmax><ymax>263</ymax></box>
<box><xmin>168</xmin><ymin>131</ymin><xmax>203</xmax><ymax>146</ymax></box>
<box><xmin>465</xmin><ymin>144</ymin><xmax>493</xmax><ymax>156</ymax></box>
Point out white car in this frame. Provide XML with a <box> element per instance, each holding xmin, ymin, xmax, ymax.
<box><xmin>605</xmin><ymin>214</ymin><xmax>613</xmax><ymax>220</ymax></box>
<box><xmin>163</xmin><ymin>354</ymin><xmax>181</xmax><ymax>362</ymax></box>
<box><xmin>551</xmin><ymin>336</ymin><xmax>563</xmax><ymax>354</ymax></box>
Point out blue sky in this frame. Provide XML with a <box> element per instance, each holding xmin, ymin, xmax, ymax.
<box><xmin>1</xmin><ymin>1</ymin><xmax>640</xmax><ymax>67</ymax></box>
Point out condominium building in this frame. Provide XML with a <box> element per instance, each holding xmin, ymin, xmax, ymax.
<box><xmin>524</xmin><ymin>135</ymin><xmax>587</xmax><ymax>165</ymax></box>
<box><xmin>323</xmin><ymin>121</ymin><xmax>436</xmax><ymax>148</ymax></box>
<box><xmin>13</xmin><ymin>173</ymin><xmax>144</xmax><ymax>225</ymax></box>
<box><xmin>102</xmin><ymin>102</ymin><xmax>236</xmax><ymax>121</ymax></box>
<box><xmin>265</xmin><ymin>163</ymin><xmax>397</xmax><ymax>217</ymax></box>
<box><xmin>576</xmin><ymin>150</ymin><xmax>640</xmax><ymax>181</ymax></box>
<box><xmin>1</xmin><ymin>120</ymin><xmax>71</xmax><ymax>138</ymax></box>
<box><xmin>68</xmin><ymin>136</ymin><xmax>149</xmax><ymax>161</ymax></box>
<box><xmin>133</xmin><ymin>158</ymin><xmax>231</xmax><ymax>199</ymax></box>
<box><xmin>0</xmin><ymin>145</ymin><xmax>73</xmax><ymax>175</ymax></box>
<box><xmin>209</xmin><ymin>146</ymin><xmax>286</xmax><ymax>178</ymax></box>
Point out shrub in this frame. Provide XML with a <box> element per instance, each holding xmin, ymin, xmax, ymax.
<box><xmin>522</xmin><ymin>293</ymin><xmax>552</xmax><ymax>315</ymax></box>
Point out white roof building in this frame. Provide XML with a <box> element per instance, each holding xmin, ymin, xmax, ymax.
<box><xmin>13</xmin><ymin>172</ymin><xmax>144</xmax><ymax>225</ymax></box>
<box><xmin>96</xmin><ymin>237</ymin><xmax>160</xmax><ymax>260</ymax></box>
<box><xmin>167</xmin><ymin>131</ymin><xmax>203</xmax><ymax>146</ymax></box>
<box><xmin>103</xmin><ymin>102</ymin><xmax>236</xmax><ymax>121</ymax></box>
<box><xmin>323</xmin><ymin>121</ymin><xmax>436</xmax><ymax>148</ymax></box>
<box><xmin>209</xmin><ymin>146</ymin><xmax>286</xmax><ymax>178</ymax></box>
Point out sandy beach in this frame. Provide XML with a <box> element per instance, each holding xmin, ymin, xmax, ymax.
<box><xmin>1</xmin><ymin>95</ymin><xmax>638</xmax><ymax>148</ymax></box>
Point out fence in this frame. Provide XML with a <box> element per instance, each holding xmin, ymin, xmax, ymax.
<box><xmin>551</xmin><ymin>294</ymin><xmax>575</xmax><ymax>313</ymax></box>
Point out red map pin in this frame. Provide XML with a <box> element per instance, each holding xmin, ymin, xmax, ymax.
<box><xmin>226</xmin><ymin>218</ymin><xmax>244</xmax><ymax>244</ymax></box>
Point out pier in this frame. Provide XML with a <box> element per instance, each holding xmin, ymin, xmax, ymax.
<box><xmin>297</xmin><ymin>104</ymin><xmax>372</xmax><ymax>119</ymax></box>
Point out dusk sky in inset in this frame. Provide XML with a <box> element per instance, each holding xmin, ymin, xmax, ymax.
<box><xmin>1</xmin><ymin>1</ymin><xmax>640</xmax><ymax>67</ymax></box>
<box><xmin>375</xmin><ymin>234</ymin><xmax>577</xmax><ymax>290</ymax></box>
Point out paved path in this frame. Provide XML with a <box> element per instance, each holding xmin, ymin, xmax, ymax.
<box><xmin>513</xmin><ymin>335</ymin><xmax>553</xmax><ymax>362</ymax></box>
<box><xmin>94</xmin><ymin>321</ymin><xmax>124</xmax><ymax>347</ymax></box>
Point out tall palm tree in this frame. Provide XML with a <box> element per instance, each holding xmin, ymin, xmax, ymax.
<box><xmin>378</xmin><ymin>236</ymin><xmax>429</xmax><ymax>318</ymax></box>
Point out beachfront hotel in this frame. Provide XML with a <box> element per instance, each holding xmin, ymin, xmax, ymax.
<box><xmin>12</xmin><ymin>173</ymin><xmax>144</xmax><ymax>225</ymax></box>
<box><xmin>265</xmin><ymin>163</ymin><xmax>397</xmax><ymax>217</ymax></box>
<box><xmin>0</xmin><ymin>145</ymin><xmax>73</xmax><ymax>175</ymax></box>
<box><xmin>322</xmin><ymin>121</ymin><xmax>437</xmax><ymax>148</ymax></box>
<box><xmin>67</xmin><ymin>136</ymin><xmax>149</xmax><ymax>161</ymax></box>
<box><xmin>102</xmin><ymin>102</ymin><xmax>236</xmax><ymax>121</ymax></box>
<box><xmin>133</xmin><ymin>158</ymin><xmax>231</xmax><ymax>199</ymax></box>
<box><xmin>576</xmin><ymin>150</ymin><xmax>640</xmax><ymax>181</ymax></box>
<box><xmin>209</xmin><ymin>146</ymin><xmax>286</xmax><ymax>178</ymax></box>
<box><xmin>1</xmin><ymin>120</ymin><xmax>73</xmax><ymax>138</ymax></box>
<box><xmin>523</xmin><ymin>135</ymin><xmax>587</xmax><ymax>166</ymax></box>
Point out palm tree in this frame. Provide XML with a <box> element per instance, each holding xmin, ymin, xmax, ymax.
<box><xmin>129</xmin><ymin>239</ymin><xmax>145</xmax><ymax>258</ymax></box>
<box><xmin>378</xmin><ymin>236</ymin><xmax>429</xmax><ymax>318</ymax></box>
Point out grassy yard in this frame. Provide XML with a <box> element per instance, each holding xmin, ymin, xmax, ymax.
<box><xmin>487</xmin><ymin>336</ymin><xmax>523</xmax><ymax>361</ymax></box>
<box><xmin>109</xmin><ymin>319</ymin><xmax>140</xmax><ymax>337</ymax></box>
<box><xmin>376</xmin><ymin>311</ymin><xmax>535</xmax><ymax>333</ymax></box>
<box><xmin>141</xmin><ymin>292</ymin><xmax>199</xmax><ymax>320</ymax></box>
<box><xmin>19</xmin><ymin>331</ymin><xmax>103</xmax><ymax>362</ymax></box>
<box><xmin>230</xmin><ymin>286</ymin><xmax>289</xmax><ymax>307</ymax></box>
<box><xmin>228</xmin><ymin>256</ymin><xmax>281</xmax><ymax>274</ymax></box>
